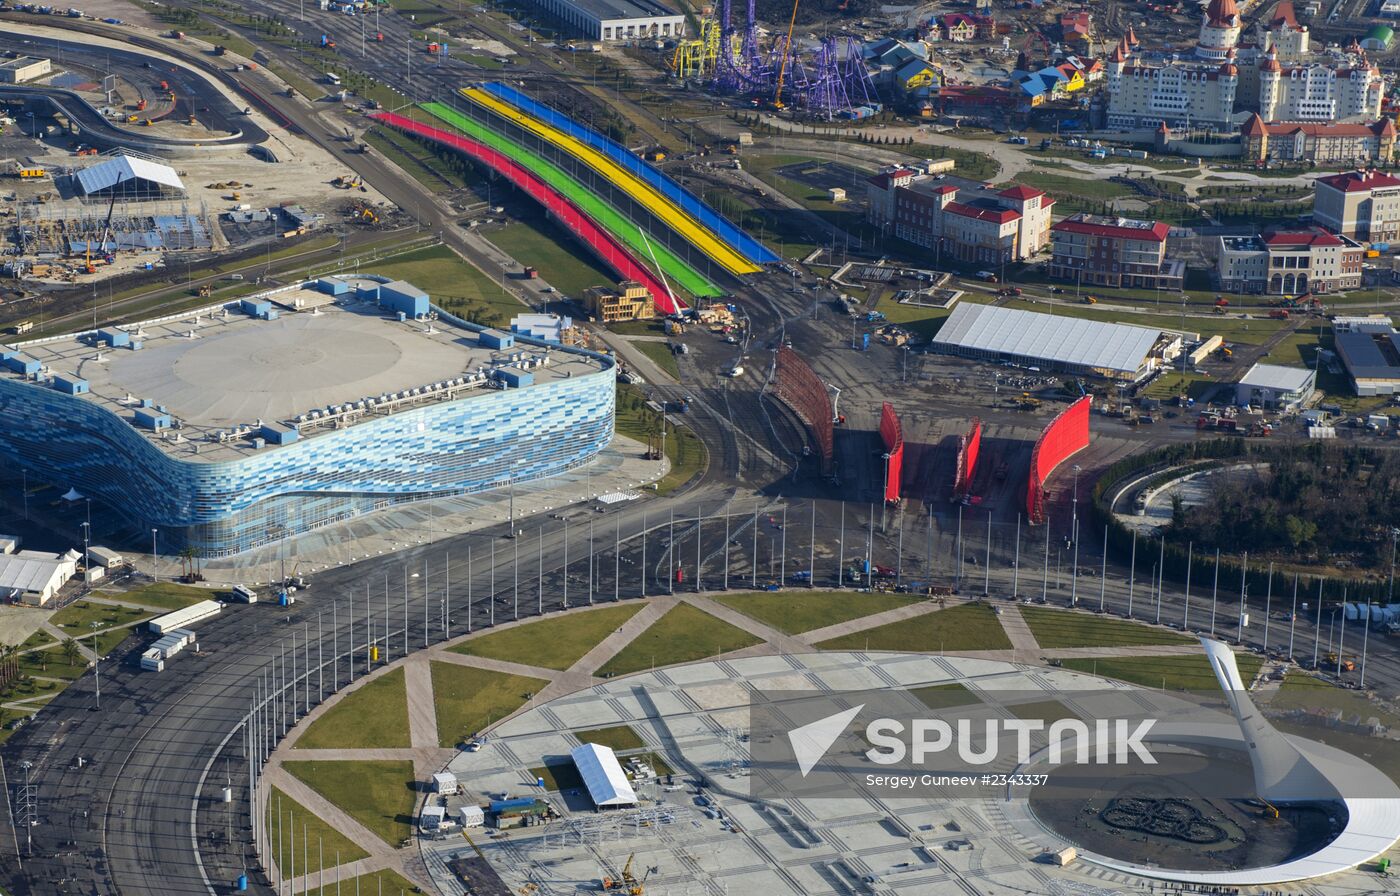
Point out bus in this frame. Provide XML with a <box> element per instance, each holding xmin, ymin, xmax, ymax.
<box><xmin>324</xmin><ymin>72</ymin><xmax>341</xmax><ymax>86</ymax></box>
<box><xmin>230</xmin><ymin>584</ymin><xmax>259</xmax><ymax>603</ymax></box>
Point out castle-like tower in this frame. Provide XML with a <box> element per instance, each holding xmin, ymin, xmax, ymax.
<box><xmin>1197</xmin><ymin>0</ymin><xmax>1242</xmax><ymax>61</ymax></box>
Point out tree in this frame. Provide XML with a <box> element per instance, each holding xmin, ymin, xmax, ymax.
<box><xmin>61</xmin><ymin>638</ymin><xmax>83</xmax><ymax>668</ymax></box>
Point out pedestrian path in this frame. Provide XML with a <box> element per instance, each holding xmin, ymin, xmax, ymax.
<box><xmin>251</xmin><ymin>586</ymin><xmax>1231</xmax><ymax>893</ymax></box>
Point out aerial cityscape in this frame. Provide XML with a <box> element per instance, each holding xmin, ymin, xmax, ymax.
<box><xmin>0</xmin><ymin>0</ymin><xmax>1399</xmax><ymax>891</ymax></box>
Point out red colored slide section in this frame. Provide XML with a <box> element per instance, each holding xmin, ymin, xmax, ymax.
<box><xmin>879</xmin><ymin>402</ymin><xmax>903</xmax><ymax>505</ymax></box>
<box><xmin>1027</xmin><ymin>396</ymin><xmax>1092</xmax><ymax>524</ymax></box>
<box><xmin>371</xmin><ymin>111</ymin><xmax>680</xmax><ymax>314</ymax></box>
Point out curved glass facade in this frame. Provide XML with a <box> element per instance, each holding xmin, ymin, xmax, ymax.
<box><xmin>0</xmin><ymin>353</ymin><xmax>615</xmax><ymax>556</ymax></box>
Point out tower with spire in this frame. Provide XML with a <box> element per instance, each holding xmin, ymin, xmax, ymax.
<box><xmin>1197</xmin><ymin>0</ymin><xmax>1242</xmax><ymax>60</ymax></box>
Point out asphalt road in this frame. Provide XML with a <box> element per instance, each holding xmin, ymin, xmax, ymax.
<box><xmin>0</xmin><ymin>23</ymin><xmax>269</xmax><ymax>149</ymax></box>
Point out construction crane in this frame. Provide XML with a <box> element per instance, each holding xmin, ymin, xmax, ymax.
<box><xmin>601</xmin><ymin>854</ymin><xmax>647</xmax><ymax>894</ymax></box>
<box><xmin>85</xmin><ymin>188</ymin><xmax>120</xmax><ymax>274</ymax></box>
<box><xmin>772</xmin><ymin>0</ymin><xmax>801</xmax><ymax>109</ymax></box>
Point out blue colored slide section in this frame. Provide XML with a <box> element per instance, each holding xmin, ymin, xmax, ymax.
<box><xmin>481</xmin><ymin>81</ymin><xmax>780</xmax><ymax>265</ymax></box>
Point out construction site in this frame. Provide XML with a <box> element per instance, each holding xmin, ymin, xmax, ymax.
<box><xmin>0</xmin><ymin>19</ymin><xmax>394</xmax><ymax>299</ymax></box>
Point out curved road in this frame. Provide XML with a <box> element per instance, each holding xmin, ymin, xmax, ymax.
<box><xmin>0</xmin><ymin>25</ymin><xmax>268</xmax><ymax>153</ymax></box>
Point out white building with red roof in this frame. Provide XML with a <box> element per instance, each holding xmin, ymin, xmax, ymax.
<box><xmin>1314</xmin><ymin>169</ymin><xmax>1400</xmax><ymax>241</ymax></box>
<box><xmin>865</xmin><ymin>167</ymin><xmax>1054</xmax><ymax>264</ymax></box>
<box><xmin>1217</xmin><ymin>228</ymin><xmax>1364</xmax><ymax>294</ymax></box>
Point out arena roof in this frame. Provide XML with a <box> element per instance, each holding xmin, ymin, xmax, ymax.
<box><xmin>7</xmin><ymin>279</ymin><xmax>606</xmax><ymax>462</ymax></box>
<box><xmin>75</xmin><ymin>155</ymin><xmax>185</xmax><ymax>196</ymax></box>
<box><xmin>931</xmin><ymin>304</ymin><xmax>1165</xmax><ymax>376</ymax></box>
<box><xmin>569</xmin><ymin>743</ymin><xmax>637</xmax><ymax>808</ymax></box>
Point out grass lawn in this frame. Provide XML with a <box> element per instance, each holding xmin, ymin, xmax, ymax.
<box><xmin>364</xmin><ymin>128</ymin><xmax>462</xmax><ymax>194</ymax></box>
<box><xmin>49</xmin><ymin>601</ymin><xmax>153</xmax><ymax>637</ymax></box>
<box><xmin>449</xmin><ymin>603</ymin><xmax>644</xmax><ymax>671</ymax></box>
<box><xmin>20</xmin><ymin>647</ymin><xmax>91</xmax><ymax>680</ymax></box>
<box><xmin>295</xmin><ymin>668</ymin><xmax>410</xmax><ymax>750</ymax></box>
<box><xmin>14</xmin><ymin>629</ymin><xmax>54</xmax><ymax>652</ymax></box>
<box><xmin>597</xmin><ymin>603</ymin><xmax>763</xmax><ymax>676</ymax></box>
<box><xmin>303</xmin><ymin>869</ymin><xmax>422</xmax><ymax>896</ymax></box>
<box><xmin>1261</xmin><ymin>326</ymin><xmax>1324</xmax><ymax>368</ymax></box>
<box><xmin>816</xmin><ymin>603</ymin><xmax>1012</xmax><ymax>652</ymax></box>
<box><xmin>1012</xmin><ymin>171</ymin><xmax>1134</xmax><ymax>205</ymax></box>
<box><xmin>1008</xmin><ymin>699</ymin><xmax>1078</xmax><ymax>723</ymax></box>
<box><xmin>1140</xmin><ymin>371</ymin><xmax>1216</xmax><ymax>401</ymax></box>
<box><xmin>109</xmin><ymin>583</ymin><xmax>214</xmax><ymax>611</ymax></box>
<box><xmin>429</xmin><ymin>662</ymin><xmax>549</xmax><ymax>747</ymax></box>
<box><xmin>265</xmin><ymin>785</ymin><xmax>370</xmax><ymax>877</ymax></box>
<box><xmin>616</xmin><ymin>384</ymin><xmax>707</xmax><ymax>494</ymax></box>
<box><xmin>1020</xmin><ymin>606</ymin><xmax>1193</xmax><ymax>649</ymax></box>
<box><xmin>1059</xmin><ymin>653</ymin><xmax>1262</xmax><ymax>691</ymax></box>
<box><xmin>487</xmin><ymin>218</ymin><xmax>617</xmax><ymax>297</ymax></box>
<box><xmin>911</xmin><ymin>683</ymin><xmax>981</xmax><ymax>710</ymax></box>
<box><xmin>1003</xmin><ymin>299</ymin><xmax>1287</xmax><ymax>346</ymax></box>
<box><xmin>530</xmin><ymin>760</ymin><xmax>584</xmax><ymax>792</ymax></box>
<box><xmin>369</xmin><ymin>245</ymin><xmax>525</xmax><ymax>330</ymax></box>
<box><xmin>632</xmin><ymin>340</ymin><xmax>681</xmax><ymax>380</ymax></box>
<box><xmin>609</xmin><ymin>319</ymin><xmax>666</xmax><ymax>337</ymax></box>
<box><xmin>1270</xmin><ymin>674</ymin><xmax>1400</xmax><ymax>730</ymax></box>
<box><xmin>712</xmin><ymin>591</ymin><xmax>918</xmax><ymax>635</ymax></box>
<box><xmin>283</xmin><ymin>760</ymin><xmax>417</xmax><ymax>848</ymax></box>
<box><xmin>574</xmin><ymin>724</ymin><xmax>645</xmax><ymax>752</ymax></box>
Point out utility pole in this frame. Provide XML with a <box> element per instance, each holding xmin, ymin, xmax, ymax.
<box><xmin>1012</xmin><ymin>514</ymin><xmax>1021</xmax><ymax>599</ymax></box>
<box><xmin>1127</xmin><ymin>533</ymin><xmax>1137</xmax><ymax>618</ymax></box>
<box><xmin>1183</xmin><ymin>542</ymin><xmax>1193</xmax><ymax>630</ymax></box>
<box><xmin>1210</xmin><ymin>548</ymin><xmax>1220</xmax><ymax>636</ymax></box>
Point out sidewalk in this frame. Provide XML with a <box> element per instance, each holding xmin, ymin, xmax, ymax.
<box><xmin>132</xmin><ymin>435</ymin><xmax>666</xmax><ymax>586</ymax></box>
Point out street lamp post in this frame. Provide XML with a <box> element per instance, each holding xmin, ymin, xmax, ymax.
<box><xmin>81</xmin><ymin>522</ymin><xmax>90</xmax><ymax>588</ymax></box>
<box><xmin>151</xmin><ymin>528</ymin><xmax>158</xmax><ymax>583</ymax></box>
<box><xmin>89</xmin><ymin>621</ymin><xmax>101</xmax><ymax>711</ymax></box>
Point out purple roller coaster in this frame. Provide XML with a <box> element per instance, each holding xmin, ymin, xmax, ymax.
<box><xmin>712</xmin><ymin>0</ymin><xmax>876</xmax><ymax>119</ymax></box>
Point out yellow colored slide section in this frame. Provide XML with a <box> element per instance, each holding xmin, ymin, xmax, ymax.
<box><xmin>460</xmin><ymin>87</ymin><xmax>762</xmax><ymax>277</ymax></box>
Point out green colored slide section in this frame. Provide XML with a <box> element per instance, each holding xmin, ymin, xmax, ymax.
<box><xmin>421</xmin><ymin>102</ymin><xmax>721</xmax><ymax>298</ymax></box>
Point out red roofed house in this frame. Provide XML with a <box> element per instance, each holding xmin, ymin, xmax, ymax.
<box><xmin>1217</xmin><ymin>228</ymin><xmax>1363</xmax><ymax>294</ymax></box>
<box><xmin>866</xmin><ymin>167</ymin><xmax>1055</xmax><ymax>263</ymax></box>
<box><xmin>940</xmin><ymin>13</ymin><xmax>976</xmax><ymax>41</ymax></box>
<box><xmin>1049</xmin><ymin>213</ymin><xmax>1184</xmax><ymax>290</ymax></box>
<box><xmin>1314</xmin><ymin>168</ymin><xmax>1400</xmax><ymax>241</ymax></box>
<box><xmin>1242</xmin><ymin>113</ymin><xmax>1397</xmax><ymax>164</ymax></box>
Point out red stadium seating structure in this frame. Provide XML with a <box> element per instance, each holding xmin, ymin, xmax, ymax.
<box><xmin>1027</xmin><ymin>396</ymin><xmax>1092</xmax><ymax>525</ymax></box>
<box><xmin>951</xmin><ymin>418</ymin><xmax>982</xmax><ymax>502</ymax></box>
<box><xmin>774</xmin><ymin>347</ymin><xmax>834</xmax><ymax>475</ymax></box>
<box><xmin>879</xmin><ymin>402</ymin><xmax>903</xmax><ymax>504</ymax></box>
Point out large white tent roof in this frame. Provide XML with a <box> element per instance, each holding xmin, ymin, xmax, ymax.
<box><xmin>0</xmin><ymin>551</ymin><xmax>76</xmax><ymax>596</ymax></box>
<box><xmin>932</xmin><ymin>303</ymin><xmax>1163</xmax><ymax>376</ymax></box>
<box><xmin>76</xmin><ymin>155</ymin><xmax>185</xmax><ymax>195</ymax></box>
<box><xmin>570</xmin><ymin>742</ymin><xmax>637</xmax><ymax>808</ymax></box>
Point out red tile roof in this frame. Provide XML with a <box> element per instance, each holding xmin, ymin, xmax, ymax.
<box><xmin>1264</xmin><ymin>230</ymin><xmax>1343</xmax><ymax>247</ymax></box>
<box><xmin>1316</xmin><ymin>169</ymin><xmax>1400</xmax><ymax>192</ymax></box>
<box><xmin>1052</xmin><ymin>215</ymin><xmax>1169</xmax><ymax>242</ymax></box>
<box><xmin>867</xmin><ymin>168</ymin><xmax>917</xmax><ymax>189</ymax></box>
<box><xmin>997</xmin><ymin>184</ymin><xmax>1045</xmax><ymax>200</ymax></box>
<box><xmin>945</xmin><ymin>201</ymin><xmax>1020</xmax><ymax>224</ymax></box>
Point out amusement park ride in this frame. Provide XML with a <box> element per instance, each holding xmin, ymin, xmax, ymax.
<box><xmin>669</xmin><ymin>0</ymin><xmax>878</xmax><ymax>119</ymax></box>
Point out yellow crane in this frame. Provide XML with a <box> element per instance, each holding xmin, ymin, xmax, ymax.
<box><xmin>772</xmin><ymin>0</ymin><xmax>801</xmax><ymax>109</ymax></box>
<box><xmin>601</xmin><ymin>853</ymin><xmax>647</xmax><ymax>894</ymax></box>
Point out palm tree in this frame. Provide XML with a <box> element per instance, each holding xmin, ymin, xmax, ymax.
<box><xmin>178</xmin><ymin>546</ymin><xmax>198</xmax><ymax>581</ymax></box>
<box><xmin>61</xmin><ymin>638</ymin><xmax>82</xmax><ymax>667</ymax></box>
